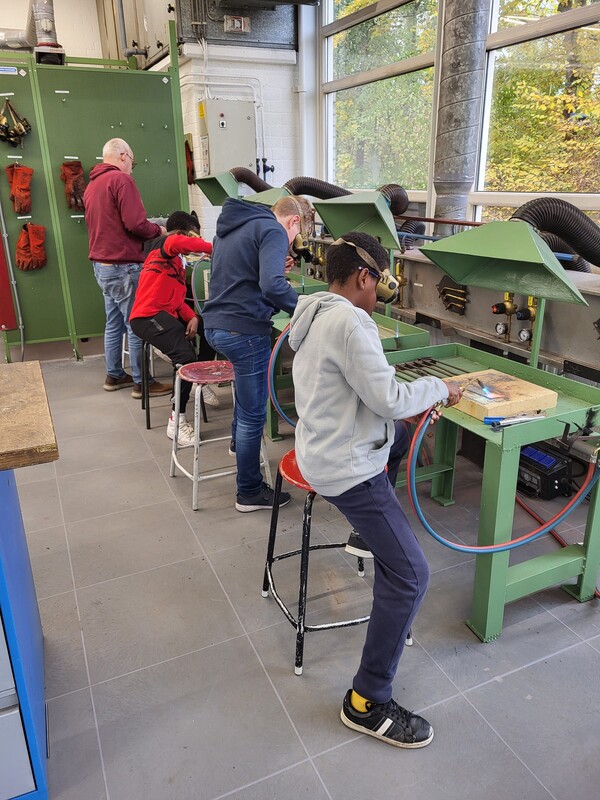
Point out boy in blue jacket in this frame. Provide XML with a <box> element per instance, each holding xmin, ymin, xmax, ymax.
<box><xmin>289</xmin><ymin>232</ymin><xmax>462</xmax><ymax>749</ymax></box>
<box><xmin>203</xmin><ymin>195</ymin><xmax>314</xmax><ymax>512</ymax></box>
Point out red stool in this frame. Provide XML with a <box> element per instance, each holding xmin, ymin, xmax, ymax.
<box><xmin>262</xmin><ymin>449</ymin><xmax>370</xmax><ymax>675</ymax></box>
<box><xmin>170</xmin><ymin>360</ymin><xmax>272</xmax><ymax>510</ymax></box>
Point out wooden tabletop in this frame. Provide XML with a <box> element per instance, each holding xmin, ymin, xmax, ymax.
<box><xmin>0</xmin><ymin>361</ymin><xmax>58</xmax><ymax>471</ymax></box>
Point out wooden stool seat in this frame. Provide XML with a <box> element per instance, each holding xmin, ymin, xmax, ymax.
<box><xmin>178</xmin><ymin>360</ymin><xmax>234</xmax><ymax>386</ymax></box>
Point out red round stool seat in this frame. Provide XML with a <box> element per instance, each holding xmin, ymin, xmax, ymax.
<box><xmin>177</xmin><ymin>360</ymin><xmax>234</xmax><ymax>385</ymax></box>
<box><xmin>279</xmin><ymin>449</ymin><xmax>312</xmax><ymax>493</ymax></box>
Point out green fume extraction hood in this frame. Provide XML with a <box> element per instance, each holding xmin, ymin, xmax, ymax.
<box><xmin>243</xmin><ymin>187</ymin><xmax>291</xmax><ymax>206</ymax></box>
<box><xmin>420</xmin><ymin>220</ymin><xmax>587</xmax><ymax>305</ymax></box>
<box><xmin>313</xmin><ymin>191</ymin><xmax>401</xmax><ymax>250</ymax></box>
<box><xmin>194</xmin><ymin>172</ymin><xmax>240</xmax><ymax>205</ymax></box>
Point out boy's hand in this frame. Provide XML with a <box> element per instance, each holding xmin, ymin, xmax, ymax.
<box><xmin>185</xmin><ymin>317</ymin><xmax>199</xmax><ymax>340</ymax></box>
<box><xmin>284</xmin><ymin>255</ymin><xmax>295</xmax><ymax>273</ymax></box>
<box><xmin>443</xmin><ymin>380</ymin><xmax>463</xmax><ymax>407</ymax></box>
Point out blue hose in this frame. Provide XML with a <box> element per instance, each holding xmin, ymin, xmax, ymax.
<box><xmin>269</xmin><ymin>326</ymin><xmax>297</xmax><ymax>428</ymax></box>
<box><xmin>408</xmin><ymin>411</ymin><xmax>599</xmax><ymax>554</ymax></box>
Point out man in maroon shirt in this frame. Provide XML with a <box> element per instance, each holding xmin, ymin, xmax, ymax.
<box><xmin>84</xmin><ymin>138</ymin><xmax>171</xmax><ymax>398</ymax></box>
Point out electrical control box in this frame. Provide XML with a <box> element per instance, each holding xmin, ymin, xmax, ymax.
<box><xmin>518</xmin><ymin>443</ymin><xmax>572</xmax><ymax>499</ymax></box>
<box><xmin>199</xmin><ymin>98</ymin><xmax>256</xmax><ymax>174</ymax></box>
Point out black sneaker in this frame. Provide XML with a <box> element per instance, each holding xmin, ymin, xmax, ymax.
<box><xmin>228</xmin><ymin>440</ymin><xmax>236</xmax><ymax>456</ymax></box>
<box><xmin>340</xmin><ymin>690</ymin><xmax>434</xmax><ymax>749</ymax></box>
<box><xmin>235</xmin><ymin>482</ymin><xmax>291</xmax><ymax>513</ymax></box>
<box><xmin>345</xmin><ymin>530</ymin><xmax>373</xmax><ymax>559</ymax></box>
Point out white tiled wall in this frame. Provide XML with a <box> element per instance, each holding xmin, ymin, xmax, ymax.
<box><xmin>180</xmin><ymin>43</ymin><xmax>300</xmax><ymax>239</ymax></box>
<box><xmin>0</xmin><ymin>0</ymin><xmax>102</xmax><ymax>59</ymax></box>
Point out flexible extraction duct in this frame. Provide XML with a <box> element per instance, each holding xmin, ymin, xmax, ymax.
<box><xmin>283</xmin><ymin>177</ymin><xmax>350</xmax><ymax>199</ymax></box>
<box><xmin>537</xmin><ymin>231</ymin><xmax>591</xmax><ymax>273</ymax></box>
<box><xmin>398</xmin><ymin>219</ymin><xmax>426</xmax><ymax>247</ymax></box>
<box><xmin>377</xmin><ymin>184</ymin><xmax>409</xmax><ymax>216</ymax></box>
<box><xmin>510</xmin><ymin>198</ymin><xmax>600</xmax><ymax>269</ymax></box>
<box><xmin>0</xmin><ymin>0</ymin><xmax>59</xmax><ymax>50</ymax></box>
<box><xmin>229</xmin><ymin>168</ymin><xmax>273</xmax><ymax>193</ymax></box>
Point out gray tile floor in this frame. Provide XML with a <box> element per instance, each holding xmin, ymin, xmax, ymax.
<box><xmin>15</xmin><ymin>354</ymin><xmax>600</xmax><ymax>800</ymax></box>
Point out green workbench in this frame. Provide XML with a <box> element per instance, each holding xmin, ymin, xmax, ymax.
<box><xmin>386</xmin><ymin>342</ymin><xmax>600</xmax><ymax>642</ymax></box>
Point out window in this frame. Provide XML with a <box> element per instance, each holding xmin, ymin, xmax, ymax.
<box><xmin>332</xmin><ymin>68</ymin><xmax>434</xmax><ymax>189</ymax></box>
<box><xmin>332</xmin><ymin>1</ymin><xmax>437</xmax><ymax>79</ymax></box>
<box><xmin>495</xmin><ymin>0</ymin><xmax>600</xmax><ymax>31</ymax></box>
<box><xmin>483</xmin><ymin>25</ymin><xmax>600</xmax><ymax>193</ymax></box>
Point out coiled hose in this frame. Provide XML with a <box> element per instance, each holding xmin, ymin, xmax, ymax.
<box><xmin>511</xmin><ymin>197</ymin><xmax>600</xmax><ymax>269</ymax></box>
<box><xmin>407</xmin><ymin>408</ymin><xmax>600</xmax><ymax>554</ymax></box>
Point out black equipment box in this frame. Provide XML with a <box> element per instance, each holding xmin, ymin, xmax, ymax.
<box><xmin>518</xmin><ymin>443</ymin><xmax>572</xmax><ymax>500</ymax></box>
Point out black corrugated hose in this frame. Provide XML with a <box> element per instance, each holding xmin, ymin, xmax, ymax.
<box><xmin>510</xmin><ymin>197</ymin><xmax>600</xmax><ymax>268</ymax></box>
<box><xmin>537</xmin><ymin>231</ymin><xmax>591</xmax><ymax>273</ymax></box>
<box><xmin>229</xmin><ymin>167</ymin><xmax>273</xmax><ymax>193</ymax></box>
<box><xmin>377</xmin><ymin>184</ymin><xmax>410</xmax><ymax>216</ymax></box>
<box><xmin>283</xmin><ymin>177</ymin><xmax>351</xmax><ymax>198</ymax></box>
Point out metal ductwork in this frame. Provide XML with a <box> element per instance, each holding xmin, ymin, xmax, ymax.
<box><xmin>0</xmin><ymin>0</ymin><xmax>60</xmax><ymax>51</ymax></box>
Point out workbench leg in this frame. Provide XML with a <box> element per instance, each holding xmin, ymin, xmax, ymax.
<box><xmin>562</xmin><ymin>479</ymin><xmax>600</xmax><ymax>602</ymax></box>
<box><xmin>430</xmin><ymin>418</ymin><xmax>458</xmax><ymax>507</ymax></box>
<box><xmin>466</xmin><ymin>442</ymin><xmax>520</xmax><ymax>642</ymax></box>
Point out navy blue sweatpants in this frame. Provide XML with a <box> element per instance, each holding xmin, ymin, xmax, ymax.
<box><xmin>321</xmin><ymin>421</ymin><xmax>429</xmax><ymax>704</ymax></box>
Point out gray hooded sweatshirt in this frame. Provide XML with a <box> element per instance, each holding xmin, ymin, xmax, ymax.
<box><xmin>289</xmin><ymin>292</ymin><xmax>450</xmax><ymax>497</ymax></box>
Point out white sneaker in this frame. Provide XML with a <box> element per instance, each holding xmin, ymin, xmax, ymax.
<box><xmin>166</xmin><ymin>414</ymin><xmax>196</xmax><ymax>448</ymax></box>
<box><xmin>201</xmin><ymin>385</ymin><xmax>220</xmax><ymax>407</ymax></box>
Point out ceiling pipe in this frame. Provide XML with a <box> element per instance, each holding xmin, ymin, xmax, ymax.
<box><xmin>0</xmin><ymin>0</ymin><xmax>59</xmax><ymax>50</ymax></box>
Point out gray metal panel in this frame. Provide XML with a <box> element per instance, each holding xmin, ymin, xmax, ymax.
<box><xmin>203</xmin><ymin>98</ymin><xmax>256</xmax><ymax>173</ymax></box>
<box><xmin>0</xmin><ymin>619</ymin><xmax>15</xmax><ymax>695</ymax></box>
<box><xmin>0</xmin><ymin>707</ymin><xmax>36</xmax><ymax>800</ymax></box>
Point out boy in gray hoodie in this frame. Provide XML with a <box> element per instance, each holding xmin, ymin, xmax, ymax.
<box><xmin>289</xmin><ymin>232</ymin><xmax>462</xmax><ymax>749</ymax></box>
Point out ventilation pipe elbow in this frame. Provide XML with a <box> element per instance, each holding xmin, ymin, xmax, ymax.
<box><xmin>229</xmin><ymin>168</ymin><xmax>273</xmax><ymax>193</ymax></box>
<box><xmin>283</xmin><ymin>177</ymin><xmax>351</xmax><ymax>199</ymax></box>
<box><xmin>537</xmin><ymin>231</ymin><xmax>591</xmax><ymax>273</ymax></box>
<box><xmin>377</xmin><ymin>184</ymin><xmax>409</xmax><ymax>216</ymax></box>
<box><xmin>510</xmin><ymin>198</ymin><xmax>600</xmax><ymax>269</ymax></box>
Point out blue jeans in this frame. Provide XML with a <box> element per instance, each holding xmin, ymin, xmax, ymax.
<box><xmin>204</xmin><ymin>328</ymin><xmax>271</xmax><ymax>497</ymax></box>
<box><xmin>322</xmin><ymin>422</ymin><xmax>429</xmax><ymax>703</ymax></box>
<box><xmin>93</xmin><ymin>262</ymin><xmax>142</xmax><ymax>384</ymax></box>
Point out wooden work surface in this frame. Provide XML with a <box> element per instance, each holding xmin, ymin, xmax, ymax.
<box><xmin>0</xmin><ymin>361</ymin><xmax>58</xmax><ymax>470</ymax></box>
<box><xmin>453</xmin><ymin>368</ymin><xmax>558</xmax><ymax>421</ymax></box>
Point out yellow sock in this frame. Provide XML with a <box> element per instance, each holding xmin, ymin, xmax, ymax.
<box><xmin>350</xmin><ymin>690</ymin><xmax>369</xmax><ymax>712</ymax></box>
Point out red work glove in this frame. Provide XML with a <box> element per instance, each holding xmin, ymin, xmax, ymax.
<box><xmin>15</xmin><ymin>225</ymin><xmax>32</xmax><ymax>270</ymax></box>
<box><xmin>60</xmin><ymin>160</ymin><xmax>86</xmax><ymax>209</ymax></box>
<box><xmin>28</xmin><ymin>224</ymin><xmax>47</xmax><ymax>270</ymax></box>
<box><xmin>12</xmin><ymin>165</ymin><xmax>34</xmax><ymax>213</ymax></box>
<box><xmin>5</xmin><ymin>164</ymin><xmax>33</xmax><ymax>213</ymax></box>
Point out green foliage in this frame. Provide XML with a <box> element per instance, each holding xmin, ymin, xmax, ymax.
<box><xmin>485</xmin><ymin>23</ymin><xmax>600</xmax><ymax>193</ymax></box>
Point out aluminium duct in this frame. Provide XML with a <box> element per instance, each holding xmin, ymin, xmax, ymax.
<box><xmin>0</xmin><ymin>0</ymin><xmax>59</xmax><ymax>50</ymax></box>
<box><xmin>432</xmin><ymin>0</ymin><xmax>492</xmax><ymax>235</ymax></box>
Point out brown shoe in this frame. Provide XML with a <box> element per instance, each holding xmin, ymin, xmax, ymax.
<box><xmin>103</xmin><ymin>374</ymin><xmax>134</xmax><ymax>392</ymax></box>
<box><xmin>131</xmin><ymin>380</ymin><xmax>172</xmax><ymax>399</ymax></box>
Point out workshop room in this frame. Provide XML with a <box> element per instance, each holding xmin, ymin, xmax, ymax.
<box><xmin>1</xmin><ymin>1</ymin><xmax>600</xmax><ymax>798</ymax></box>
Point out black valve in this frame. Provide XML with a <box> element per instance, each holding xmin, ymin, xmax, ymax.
<box><xmin>516</xmin><ymin>308</ymin><xmax>532</xmax><ymax>321</ymax></box>
<box><xmin>492</xmin><ymin>303</ymin><xmax>507</xmax><ymax>315</ymax></box>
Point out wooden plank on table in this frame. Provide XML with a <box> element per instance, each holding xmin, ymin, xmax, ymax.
<box><xmin>452</xmin><ymin>368</ymin><xmax>558</xmax><ymax>421</ymax></box>
<box><xmin>0</xmin><ymin>362</ymin><xmax>58</xmax><ymax>470</ymax></box>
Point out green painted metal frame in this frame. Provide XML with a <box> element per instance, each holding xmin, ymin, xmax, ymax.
<box><xmin>386</xmin><ymin>342</ymin><xmax>600</xmax><ymax>642</ymax></box>
<box><xmin>0</xmin><ymin>23</ymin><xmax>187</xmax><ymax>360</ymax></box>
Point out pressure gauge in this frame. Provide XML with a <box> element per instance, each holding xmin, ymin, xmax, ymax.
<box><xmin>495</xmin><ymin>322</ymin><xmax>508</xmax><ymax>336</ymax></box>
<box><xmin>518</xmin><ymin>328</ymin><xmax>532</xmax><ymax>342</ymax></box>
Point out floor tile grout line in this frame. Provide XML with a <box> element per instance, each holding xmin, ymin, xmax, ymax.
<box><xmin>208</xmin><ymin>759</ymin><xmax>317</xmax><ymax>800</ymax></box>
<box><xmin>461</xmin><ymin>694</ymin><xmax>559</xmax><ymax>800</ymax></box>
<box><xmin>71</xmin><ymin>553</ymin><xmax>208</xmax><ymax>593</ymax></box>
<box><xmin>53</xmin><ymin>465</ymin><xmax>113</xmax><ymax>800</ymax></box>
<box><xmin>55</xmin><ymin>455</ymin><xmax>154</xmax><ymax>479</ymax></box>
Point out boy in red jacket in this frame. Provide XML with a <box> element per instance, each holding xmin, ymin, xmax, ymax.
<box><xmin>130</xmin><ymin>211</ymin><xmax>212</xmax><ymax>447</ymax></box>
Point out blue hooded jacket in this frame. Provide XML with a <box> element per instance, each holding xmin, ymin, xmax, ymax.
<box><xmin>202</xmin><ymin>198</ymin><xmax>298</xmax><ymax>336</ymax></box>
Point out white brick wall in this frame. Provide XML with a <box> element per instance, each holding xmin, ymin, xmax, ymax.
<box><xmin>180</xmin><ymin>43</ymin><xmax>300</xmax><ymax>239</ymax></box>
<box><xmin>0</xmin><ymin>0</ymin><xmax>102</xmax><ymax>59</ymax></box>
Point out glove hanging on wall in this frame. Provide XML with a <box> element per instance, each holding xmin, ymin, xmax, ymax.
<box><xmin>15</xmin><ymin>225</ymin><xmax>32</xmax><ymax>270</ymax></box>
<box><xmin>28</xmin><ymin>224</ymin><xmax>47</xmax><ymax>269</ymax></box>
<box><xmin>185</xmin><ymin>139</ymin><xmax>195</xmax><ymax>185</ymax></box>
<box><xmin>15</xmin><ymin>224</ymin><xmax>46</xmax><ymax>271</ymax></box>
<box><xmin>60</xmin><ymin>160</ymin><xmax>86</xmax><ymax>209</ymax></box>
<box><xmin>5</xmin><ymin>164</ymin><xmax>34</xmax><ymax>213</ymax></box>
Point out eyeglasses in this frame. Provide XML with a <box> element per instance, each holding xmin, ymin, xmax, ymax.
<box><xmin>122</xmin><ymin>152</ymin><xmax>137</xmax><ymax>169</ymax></box>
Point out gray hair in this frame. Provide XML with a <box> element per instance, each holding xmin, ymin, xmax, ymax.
<box><xmin>102</xmin><ymin>138</ymin><xmax>132</xmax><ymax>160</ymax></box>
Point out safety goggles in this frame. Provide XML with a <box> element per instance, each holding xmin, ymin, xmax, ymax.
<box><xmin>332</xmin><ymin>238</ymin><xmax>399</xmax><ymax>303</ymax></box>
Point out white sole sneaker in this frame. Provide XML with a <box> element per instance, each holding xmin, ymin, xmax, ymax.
<box><xmin>166</xmin><ymin>418</ymin><xmax>195</xmax><ymax>448</ymax></box>
<box><xmin>201</xmin><ymin>386</ymin><xmax>220</xmax><ymax>407</ymax></box>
